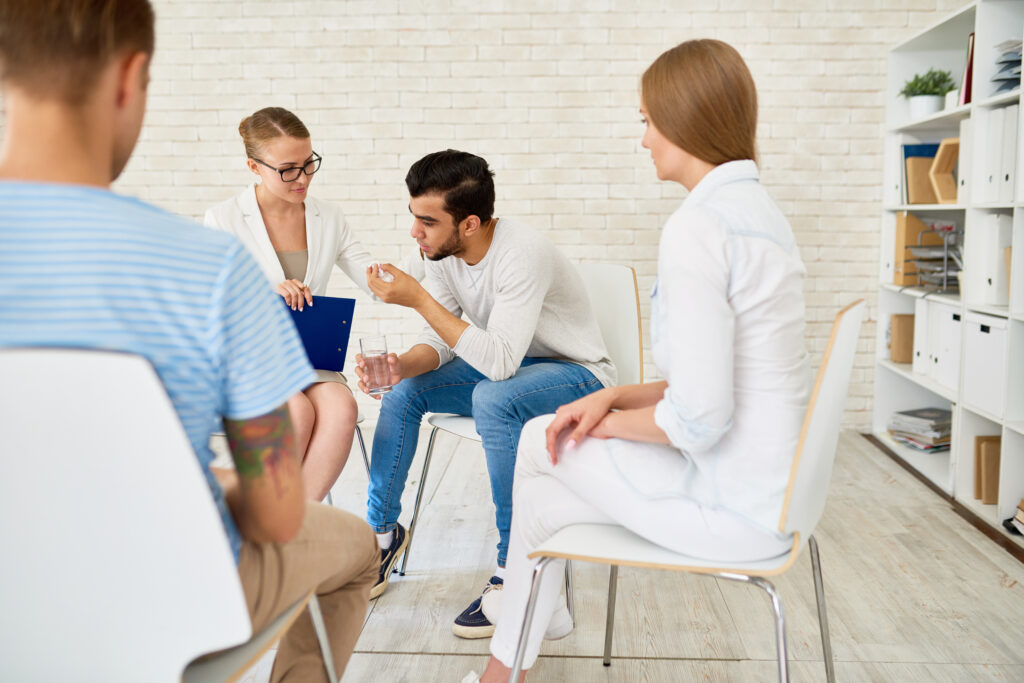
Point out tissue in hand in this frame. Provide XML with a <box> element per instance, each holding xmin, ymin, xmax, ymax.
<box><xmin>375</xmin><ymin>264</ymin><xmax>395</xmax><ymax>283</ymax></box>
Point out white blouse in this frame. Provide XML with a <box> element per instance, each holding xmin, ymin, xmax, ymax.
<box><xmin>650</xmin><ymin>160</ymin><xmax>811</xmax><ymax>533</ymax></box>
<box><xmin>203</xmin><ymin>184</ymin><xmax>424</xmax><ymax>296</ymax></box>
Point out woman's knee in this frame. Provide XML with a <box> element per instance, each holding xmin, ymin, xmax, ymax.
<box><xmin>514</xmin><ymin>414</ymin><xmax>556</xmax><ymax>479</ymax></box>
<box><xmin>307</xmin><ymin>382</ymin><xmax>357</xmax><ymax>428</ymax></box>
<box><xmin>288</xmin><ymin>392</ymin><xmax>315</xmax><ymax>431</ymax></box>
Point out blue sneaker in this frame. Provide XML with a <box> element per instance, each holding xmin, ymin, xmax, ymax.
<box><xmin>452</xmin><ymin>575</ymin><xmax>503</xmax><ymax>639</ymax></box>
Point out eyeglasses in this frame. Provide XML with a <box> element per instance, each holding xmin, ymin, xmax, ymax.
<box><xmin>251</xmin><ymin>151</ymin><xmax>322</xmax><ymax>182</ymax></box>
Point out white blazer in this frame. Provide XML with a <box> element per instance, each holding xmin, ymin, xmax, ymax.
<box><xmin>203</xmin><ymin>184</ymin><xmax>424</xmax><ymax>296</ymax></box>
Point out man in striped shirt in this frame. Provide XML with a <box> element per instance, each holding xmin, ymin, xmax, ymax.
<box><xmin>0</xmin><ymin>2</ymin><xmax>376</xmax><ymax>679</ymax></box>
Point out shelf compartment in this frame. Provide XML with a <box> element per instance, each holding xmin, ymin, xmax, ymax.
<box><xmin>877</xmin><ymin>359</ymin><xmax>957</xmax><ymax>402</ymax></box>
<box><xmin>890</xmin><ymin>104</ymin><xmax>972</xmax><ymax>134</ymax></box>
<box><xmin>954</xmin><ymin>408</ymin><xmax>1002</xmax><ymax>514</ymax></box>
<box><xmin>874</xmin><ymin>431</ymin><xmax>953</xmax><ymax>495</ymax></box>
<box><xmin>961</xmin><ymin>494</ymin><xmax>1001</xmax><ymax>526</ymax></box>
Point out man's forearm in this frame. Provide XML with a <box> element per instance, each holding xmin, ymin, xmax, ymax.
<box><xmin>399</xmin><ymin>343</ymin><xmax>445</xmax><ymax>380</ymax></box>
<box><xmin>415</xmin><ymin>295</ymin><xmax>469</xmax><ymax>349</ymax></box>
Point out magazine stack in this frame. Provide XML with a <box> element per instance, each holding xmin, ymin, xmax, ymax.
<box><xmin>887</xmin><ymin>407</ymin><xmax>952</xmax><ymax>453</ymax></box>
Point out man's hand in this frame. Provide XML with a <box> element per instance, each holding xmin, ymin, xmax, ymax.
<box><xmin>354</xmin><ymin>352</ymin><xmax>403</xmax><ymax>399</ymax></box>
<box><xmin>544</xmin><ymin>388</ymin><xmax>617</xmax><ymax>465</ymax></box>
<box><xmin>367</xmin><ymin>264</ymin><xmax>427</xmax><ymax>308</ymax></box>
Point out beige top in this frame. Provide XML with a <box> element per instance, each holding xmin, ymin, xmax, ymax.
<box><xmin>276</xmin><ymin>249</ymin><xmax>309</xmax><ymax>283</ymax></box>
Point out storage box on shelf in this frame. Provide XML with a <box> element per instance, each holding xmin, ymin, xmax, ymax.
<box><xmin>876</xmin><ymin>0</ymin><xmax>1024</xmax><ymax>549</ymax></box>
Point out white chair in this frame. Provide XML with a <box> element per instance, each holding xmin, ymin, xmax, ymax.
<box><xmin>397</xmin><ymin>262</ymin><xmax>643</xmax><ymax>576</ymax></box>
<box><xmin>0</xmin><ymin>348</ymin><xmax>338</xmax><ymax>683</ymax></box>
<box><xmin>508</xmin><ymin>300</ymin><xmax>865</xmax><ymax>683</ymax></box>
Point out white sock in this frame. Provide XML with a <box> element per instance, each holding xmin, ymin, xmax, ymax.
<box><xmin>376</xmin><ymin>530</ymin><xmax>394</xmax><ymax>550</ymax></box>
<box><xmin>494</xmin><ymin>565</ymin><xmax>506</xmax><ymax>580</ymax></box>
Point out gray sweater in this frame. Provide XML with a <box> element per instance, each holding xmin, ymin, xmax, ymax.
<box><xmin>416</xmin><ymin>218</ymin><xmax>616</xmax><ymax>389</ymax></box>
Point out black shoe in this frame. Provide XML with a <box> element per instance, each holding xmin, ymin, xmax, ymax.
<box><xmin>369</xmin><ymin>524</ymin><xmax>408</xmax><ymax>600</ymax></box>
<box><xmin>452</xmin><ymin>576</ymin><xmax>503</xmax><ymax>639</ymax></box>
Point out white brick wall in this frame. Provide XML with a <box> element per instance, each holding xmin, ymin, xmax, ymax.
<box><xmin>0</xmin><ymin>0</ymin><xmax>967</xmax><ymax>427</ymax></box>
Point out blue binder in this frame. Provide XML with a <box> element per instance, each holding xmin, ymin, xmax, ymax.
<box><xmin>286</xmin><ymin>295</ymin><xmax>356</xmax><ymax>372</ymax></box>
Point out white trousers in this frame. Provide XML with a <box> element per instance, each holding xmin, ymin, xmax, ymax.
<box><xmin>489</xmin><ymin>414</ymin><xmax>793</xmax><ymax>670</ymax></box>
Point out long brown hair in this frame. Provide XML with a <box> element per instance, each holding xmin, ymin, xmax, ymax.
<box><xmin>238</xmin><ymin>107</ymin><xmax>311</xmax><ymax>159</ymax></box>
<box><xmin>641</xmin><ymin>39</ymin><xmax>758</xmax><ymax>165</ymax></box>
<box><xmin>0</xmin><ymin>0</ymin><xmax>155</xmax><ymax>104</ymax></box>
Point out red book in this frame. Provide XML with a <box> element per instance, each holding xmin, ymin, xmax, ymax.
<box><xmin>959</xmin><ymin>32</ymin><xmax>974</xmax><ymax>106</ymax></box>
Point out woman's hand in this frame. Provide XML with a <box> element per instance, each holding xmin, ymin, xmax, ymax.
<box><xmin>354</xmin><ymin>352</ymin><xmax>403</xmax><ymax>400</ymax></box>
<box><xmin>367</xmin><ymin>264</ymin><xmax>427</xmax><ymax>309</ymax></box>
<box><xmin>545</xmin><ymin>388</ymin><xmax>617</xmax><ymax>465</ymax></box>
<box><xmin>276</xmin><ymin>279</ymin><xmax>313</xmax><ymax>311</ymax></box>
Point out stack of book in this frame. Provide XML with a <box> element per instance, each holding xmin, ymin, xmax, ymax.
<box><xmin>887</xmin><ymin>407</ymin><xmax>952</xmax><ymax>452</ymax></box>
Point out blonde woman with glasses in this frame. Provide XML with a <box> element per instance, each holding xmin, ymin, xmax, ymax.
<box><xmin>205</xmin><ymin>106</ymin><xmax>422</xmax><ymax>502</ymax></box>
<box><xmin>465</xmin><ymin>39</ymin><xmax>811</xmax><ymax>682</ymax></box>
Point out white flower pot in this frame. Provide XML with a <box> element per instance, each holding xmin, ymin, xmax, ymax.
<box><xmin>909</xmin><ymin>95</ymin><xmax>944</xmax><ymax>119</ymax></box>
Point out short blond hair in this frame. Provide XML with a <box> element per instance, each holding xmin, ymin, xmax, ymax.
<box><xmin>641</xmin><ymin>39</ymin><xmax>758</xmax><ymax>165</ymax></box>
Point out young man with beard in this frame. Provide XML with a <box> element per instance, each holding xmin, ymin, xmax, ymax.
<box><xmin>355</xmin><ymin>149</ymin><xmax>616</xmax><ymax>640</ymax></box>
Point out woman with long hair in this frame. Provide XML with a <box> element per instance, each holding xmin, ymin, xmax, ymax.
<box><xmin>466</xmin><ymin>39</ymin><xmax>811</xmax><ymax>682</ymax></box>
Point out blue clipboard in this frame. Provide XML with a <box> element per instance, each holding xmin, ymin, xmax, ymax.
<box><xmin>286</xmin><ymin>295</ymin><xmax>356</xmax><ymax>372</ymax></box>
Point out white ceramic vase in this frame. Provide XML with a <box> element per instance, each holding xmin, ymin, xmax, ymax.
<box><xmin>909</xmin><ymin>95</ymin><xmax>944</xmax><ymax>119</ymax></box>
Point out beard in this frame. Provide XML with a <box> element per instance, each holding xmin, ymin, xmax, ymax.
<box><xmin>427</xmin><ymin>226</ymin><xmax>464</xmax><ymax>261</ymax></box>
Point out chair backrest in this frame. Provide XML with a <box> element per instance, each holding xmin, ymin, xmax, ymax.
<box><xmin>0</xmin><ymin>349</ymin><xmax>252</xmax><ymax>683</ymax></box>
<box><xmin>779</xmin><ymin>301</ymin><xmax>865</xmax><ymax>539</ymax></box>
<box><xmin>576</xmin><ymin>262</ymin><xmax>644</xmax><ymax>385</ymax></box>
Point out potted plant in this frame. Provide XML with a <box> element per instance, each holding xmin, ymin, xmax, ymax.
<box><xmin>900</xmin><ymin>68</ymin><xmax>957</xmax><ymax>118</ymax></box>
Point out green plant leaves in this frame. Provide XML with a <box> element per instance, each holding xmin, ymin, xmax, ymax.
<box><xmin>900</xmin><ymin>68</ymin><xmax>956</xmax><ymax>97</ymax></box>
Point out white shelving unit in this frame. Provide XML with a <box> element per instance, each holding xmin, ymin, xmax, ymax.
<box><xmin>875</xmin><ymin>1</ymin><xmax>1024</xmax><ymax>548</ymax></box>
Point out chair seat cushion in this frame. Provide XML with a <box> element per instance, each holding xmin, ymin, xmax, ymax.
<box><xmin>426</xmin><ymin>413</ymin><xmax>481</xmax><ymax>442</ymax></box>
<box><xmin>529</xmin><ymin>523</ymin><xmax>797</xmax><ymax>577</ymax></box>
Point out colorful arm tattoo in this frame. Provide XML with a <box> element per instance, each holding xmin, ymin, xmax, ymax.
<box><xmin>224</xmin><ymin>404</ymin><xmax>297</xmax><ymax>497</ymax></box>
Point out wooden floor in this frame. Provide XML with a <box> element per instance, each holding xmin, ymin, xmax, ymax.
<box><xmin>236</xmin><ymin>428</ymin><xmax>1024</xmax><ymax>682</ymax></box>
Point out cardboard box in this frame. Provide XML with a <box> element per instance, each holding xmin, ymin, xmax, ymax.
<box><xmin>894</xmin><ymin>212</ymin><xmax>944</xmax><ymax>286</ymax></box>
<box><xmin>907</xmin><ymin>156</ymin><xmax>939</xmax><ymax>204</ymax></box>
<box><xmin>974</xmin><ymin>435</ymin><xmax>1001</xmax><ymax>504</ymax></box>
<box><xmin>890</xmin><ymin>314</ymin><xmax>914</xmax><ymax>363</ymax></box>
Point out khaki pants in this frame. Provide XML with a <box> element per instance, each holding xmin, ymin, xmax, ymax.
<box><xmin>238</xmin><ymin>502</ymin><xmax>378</xmax><ymax>682</ymax></box>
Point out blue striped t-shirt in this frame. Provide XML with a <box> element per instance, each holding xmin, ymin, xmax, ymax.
<box><xmin>0</xmin><ymin>182</ymin><xmax>316</xmax><ymax>561</ymax></box>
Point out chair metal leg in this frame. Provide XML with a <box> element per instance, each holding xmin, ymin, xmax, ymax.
<box><xmin>509</xmin><ymin>557</ymin><xmax>554</xmax><ymax>683</ymax></box>
<box><xmin>809</xmin><ymin>535</ymin><xmax>836</xmax><ymax>683</ymax></box>
<box><xmin>306</xmin><ymin>595</ymin><xmax>339</xmax><ymax>683</ymax></box>
<box><xmin>399</xmin><ymin>425</ymin><xmax>440</xmax><ymax>576</ymax></box>
<box><xmin>715</xmin><ymin>572</ymin><xmax>788</xmax><ymax>682</ymax></box>
<box><xmin>563</xmin><ymin>559</ymin><xmax>575</xmax><ymax>623</ymax></box>
<box><xmin>603</xmin><ymin>565</ymin><xmax>618</xmax><ymax>666</ymax></box>
<box><xmin>750</xmin><ymin>576</ymin><xmax>789</xmax><ymax>683</ymax></box>
<box><xmin>355</xmin><ymin>424</ymin><xmax>369</xmax><ymax>475</ymax></box>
